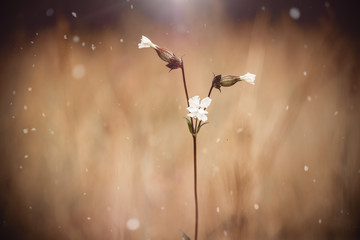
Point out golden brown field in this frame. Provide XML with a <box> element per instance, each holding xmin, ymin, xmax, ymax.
<box><xmin>1</xmin><ymin>4</ymin><xmax>359</xmax><ymax>240</ymax></box>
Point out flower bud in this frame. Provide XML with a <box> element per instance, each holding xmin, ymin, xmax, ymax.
<box><xmin>154</xmin><ymin>47</ymin><xmax>182</xmax><ymax>70</ymax></box>
<box><xmin>138</xmin><ymin>35</ymin><xmax>182</xmax><ymax>70</ymax></box>
<box><xmin>212</xmin><ymin>73</ymin><xmax>256</xmax><ymax>91</ymax></box>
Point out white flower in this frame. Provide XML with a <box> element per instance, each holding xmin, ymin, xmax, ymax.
<box><xmin>240</xmin><ymin>72</ymin><xmax>256</xmax><ymax>85</ymax></box>
<box><xmin>187</xmin><ymin>96</ymin><xmax>212</xmax><ymax>122</ymax></box>
<box><xmin>138</xmin><ymin>35</ymin><xmax>157</xmax><ymax>49</ymax></box>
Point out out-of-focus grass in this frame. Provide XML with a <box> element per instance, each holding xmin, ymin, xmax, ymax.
<box><xmin>1</xmin><ymin>11</ymin><xmax>359</xmax><ymax>240</ymax></box>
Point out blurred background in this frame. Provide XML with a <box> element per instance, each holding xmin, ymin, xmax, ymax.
<box><xmin>1</xmin><ymin>0</ymin><xmax>359</xmax><ymax>239</ymax></box>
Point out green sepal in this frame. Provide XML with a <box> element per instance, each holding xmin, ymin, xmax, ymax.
<box><xmin>197</xmin><ymin>122</ymin><xmax>209</xmax><ymax>134</ymax></box>
<box><xmin>180</xmin><ymin>230</ymin><xmax>191</xmax><ymax>240</ymax></box>
<box><xmin>184</xmin><ymin>117</ymin><xmax>193</xmax><ymax>134</ymax></box>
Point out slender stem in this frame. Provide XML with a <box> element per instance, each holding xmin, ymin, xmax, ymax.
<box><xmin>192</xmin><ymin>135</ymin><xmax>199</xmax><ymax>240</ymax></box>
<box><xmin>181</xmin><ymin>63</ymin><xmax>190</xmax><ymax>107</ymax></box>
<box><xmin>207</xmin><ymin>84</ymin><xmax>214</xmax><ymax>98</ymax></box>
<box><xmin>181</xmin><ymin>62</ymin><xmax>194</xmax><ymax>130</ymax></box>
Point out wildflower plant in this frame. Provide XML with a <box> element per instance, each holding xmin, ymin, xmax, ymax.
<box><xmin>138</xmin><ymin>35</ymin><xmax>255</xmax><ymax>240</ymax></box>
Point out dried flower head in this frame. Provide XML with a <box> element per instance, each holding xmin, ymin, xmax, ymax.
<box><xmin>212</xmin><ymin>72</ymin><xmax>256</xmax><ymax>91</ymax></box>
<box><xmin>138</xmin><ymin>35</ymin><xmax>182</xmax><ymax>70</ymax></box>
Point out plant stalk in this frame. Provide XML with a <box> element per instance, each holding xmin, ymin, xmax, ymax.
<box><xmin>181</xmin><ymin>63</ymin><xmax>190</xmax><ymax>107</ymax></box>
<box><xmin>192</xmin><ymin>135</ymin><xmax>199</xmax><ymax>240</ymax></box>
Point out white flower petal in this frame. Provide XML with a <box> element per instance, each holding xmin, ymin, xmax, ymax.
<box><xmin>240</xmin><ymin>72</ymin><xmax>256</xmax><ymax>85</ymax></box>
<box><xmin>138</xmin><ymin>35</ymin><xmax>157</xmax><ymax>49</ymax></box>
<box><xmin>200</xmin><ymin>97</ymin><xmax>212</xmax><ymax>108</ymax></box>
<box><xmin>198</xmin><ymin>114</ymin><xmax>208</xmax><ymax>122</ymax></box>
<box><xmin>188</xmin><ymin>96</ymin><xmax>200</xmax><ymax>108</ymax></box>
<box><xmin>187</xmin><ymin>112</ymin><xmax>197</xmax><ymax>118</ymax></box>
<box><xmin>198</xmin><ymin>109</ymin><xmax>208</xmax><ymax>115</ymax></box>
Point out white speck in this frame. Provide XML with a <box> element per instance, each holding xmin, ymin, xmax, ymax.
<box><xmin>307</xmin><ymin>96</ymin><xmax>312</xmax><ymax>102</ymax></box>
<box><xmin>11</xmin><ymin>115</ymin><xmax>15</xmax><ymax>119</ymax></box>
<box><xmin>230</xmin><ymin>190</ymin><xmax>233</xmax><ymax>196</ymax></box>
<box><xmin>216</xmin><ymin>138</ymin><xmax>220</xmax><ymax>143</ymax></box>
<box><xmin>202</xmin><ymin>148</ymin><xmax>208</xmax><ymax>154</ymax></box>
<box><xmin>261</xmin><ymin>6</ymin><xmax>266</xmax><ymax>11</ymax></box>
<box><xmin>318</xmin><ymin>219</ymin><xmax>322</xmax><ymax>224</ymax></box>
<box><xmin>23</xmin><ymin>128</ymin><xmax>29</xmax><ymax>134</ymax></box>
<box><xmin>73</xmin><ymin>35</ymin><xmax>80</xmax><ymax>43</ymax></box>
<box><xmin>29</xmin><ymin>206</ymin><xmax>32</xmax><ymax>210</ymax></box>
<box><xmin>285</xmin><ymin>105</ymin><xmax>289</xmax><ymax>111</ymax></box>
<box><xmin>303</xmin><ymin>71</ymin><xmax>307</xmax><ymax>76</ymax></box>
<box><xmin>304</xmin><ymin>44</ymin><xmax>308</xmax><ymax>48</ymax></box>
<box><xmin>91</xmin><ymin>44</ymin><xmax>96</xmax><ymax>51</ymax></box>
<box><xmin>30</xmin><ymin>40</ymin><xmax>34</xmax><ymax>44</ymax></box>
<box><xmin>109</xmin><ymin>46</ymin><xmax>113</xmax><ymax>51</ymax></box>
<box><xmin>340</xmin><ymin>210</ymin><xmax>344</xmax><ymax>214</ymax></box>
<box><xmin>289</xmin><ymin>7</ymin><xmax>301</xmax><ymax>20</ymax></box>
<box><xmin>160</xmin><ymin>206</ymin><xmax>165</xmax><ymax>211</ymax></box>
<box><xmin>247</xmin><ymin>112</ymin><xmax>252</xmax><ymax>117</ymax></box>
<box><xmin>72</xmin><ymin>64</ymin><xmax>86</xmax><ymax>79</ymax></box>
<box><xmin>82</xmin><ymin>42</ymin><xmax>86</xmax><ymax>47</ymax></box>
<box><xmin>126</xmin><ymin>136</ymin><xmax>130</xmax><ymax>140</ymax></box>
<box><xmin>216</xmin><ymin>207</ymin><xmax>220</xmax><ymax>213</ymax></box>
<box><xmin>334</xmin><ymin>111</ymin><xmax>339</xmax><ymax>116</ymax></box>
<box><xmin>28</xmin><ymin>87</ymin><xmax>32</xmax><ymax>91</ymax></box>
<box><xmin>130</xmin><ymin>4</ymin><xmax>134</xmax><ymax>9</ymax></box>
<box><xmin>120</xmin><ymin>38</ymin><xmax>124</xmax><ymax>43</ymax></box>
<box><xmin>42</xmin><ymin>113</ymin><xmax>46</xmax><ymax>118</ymax></box>
<box><xmin>24</xmin><ymin>155</ymin><xmax>29</xmax><ymax>159</ymax></box>
<box><xmin>48</xmin><ymin>129</ymin><xmax>55</xmax><ymax>135</ymax></box>
<box><xmin>24</xmin><ymin>105</ymin><xmax>28</xmax><ymax>110</ymax></box>
<box><xmin>46</xmin><ymin>8</ymin><xmax>54</xmax><ymax>17</ymax></box>
<box><xmin>254</xmin><ymin>203</ymin><xmax>259</xmax><ymax>210</ymax></box>
<box><xmin>83</xmin><ymin>192</ymin><xmax>87</xmax><ymax>196</ymax></box>
<box><xmin>9</xmin><ymin>102</ymin><xmax>13</xmax><ymax>106</ymax></box>
<box><xmin>126</xmin><ymin>218</ymin><xmax>140</xmax><ymax>230</ymax></box>
<box><xmin>64</xmin><ymin>34</ymin><xmax>67</xmax><ymax>40</ymax></box>
<box><xmin>72</xmin><ymin>12</ymin><xmax>77</xmax><ymax>18</ymax></box>
<box><xmin>304</xmin><ymin>165</ymin><xmax>309</xmax><ymax>172</ymax></box>
<box><xmin>12</xmin><ymin>90</ymin><xmax>16</xmax><ymax>95</ymax></box>
<box><xmin>236</xmin><ymin>128</ymin><xmax>243</xmax><ymax>133</ymax></box>
<box><xmin>224</xmin><ymin>230</ymin><xmax>228</xmax><ymax>236</ymax></box>
<box><xmin>325</xmin><ymin>2</ymin><xmax>330</xmax><ymax>8</ymax></box>
<box><xmin>87</xmin><ymin>217</ymin><xmax>91</xmax><ymax>221</ymax></box>
<box><xmin>32</xmin><ymin>64</ymin><xmax>35</xmax><ymax>68</ymax></box>
<box><xmin>313</xmin><ymin>179</ymin><xmax>316</xmax><ymax>183</ymax></box>
<box><xmin>35</xmin><ymin>32</ymin><xmax>38</xmax><ymax>36</ymax></box>
<box><xmin>116</xmin><ymin>186</ymin><xmax>120</xmax><ymax>190</ymax></box>
<box><xmin>19</xmin><ymin>165</ymin><xmax>23</xmax><ymax>169</ymax></box>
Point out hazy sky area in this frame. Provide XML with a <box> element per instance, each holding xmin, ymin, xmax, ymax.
<box><xmin>1</xmin><ymin>0</ymin><xmax>359</xmax><ymax>42</ymax></box>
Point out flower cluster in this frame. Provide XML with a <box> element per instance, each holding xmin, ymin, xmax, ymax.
<box><xmin>138</xmin><ymin>35</ymin><xmax>256</xmax><ymax>127</ymax></box>
<box><xmin>186</xmin><ymin>96</ymin><xmax>212</xmax><ymax>122</ymax></box>
<box><xmin>138</xmin><ymin>36</ymin><xmax>182</xmax><ymax>70</ymax></box>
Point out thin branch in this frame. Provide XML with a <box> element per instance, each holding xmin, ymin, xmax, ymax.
<box><xmin>193</xmin><ymin>135</ymin><xmax>199</xmax><ymax>240</ymax></box>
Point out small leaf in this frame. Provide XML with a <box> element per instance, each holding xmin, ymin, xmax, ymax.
<box><xmin>196</xmin><ymin>122</ymin><xmax>209</xmax><ymax>134</ymax></box>
<box><xmin>184</xmin><ymin>117</ymin><xmax>193</xmax><ymax>134</ymax></box>
<box><xmin>180</xmin><ymin>230</ymin><xmax>191</xmax><ymax>240</ymax></box>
